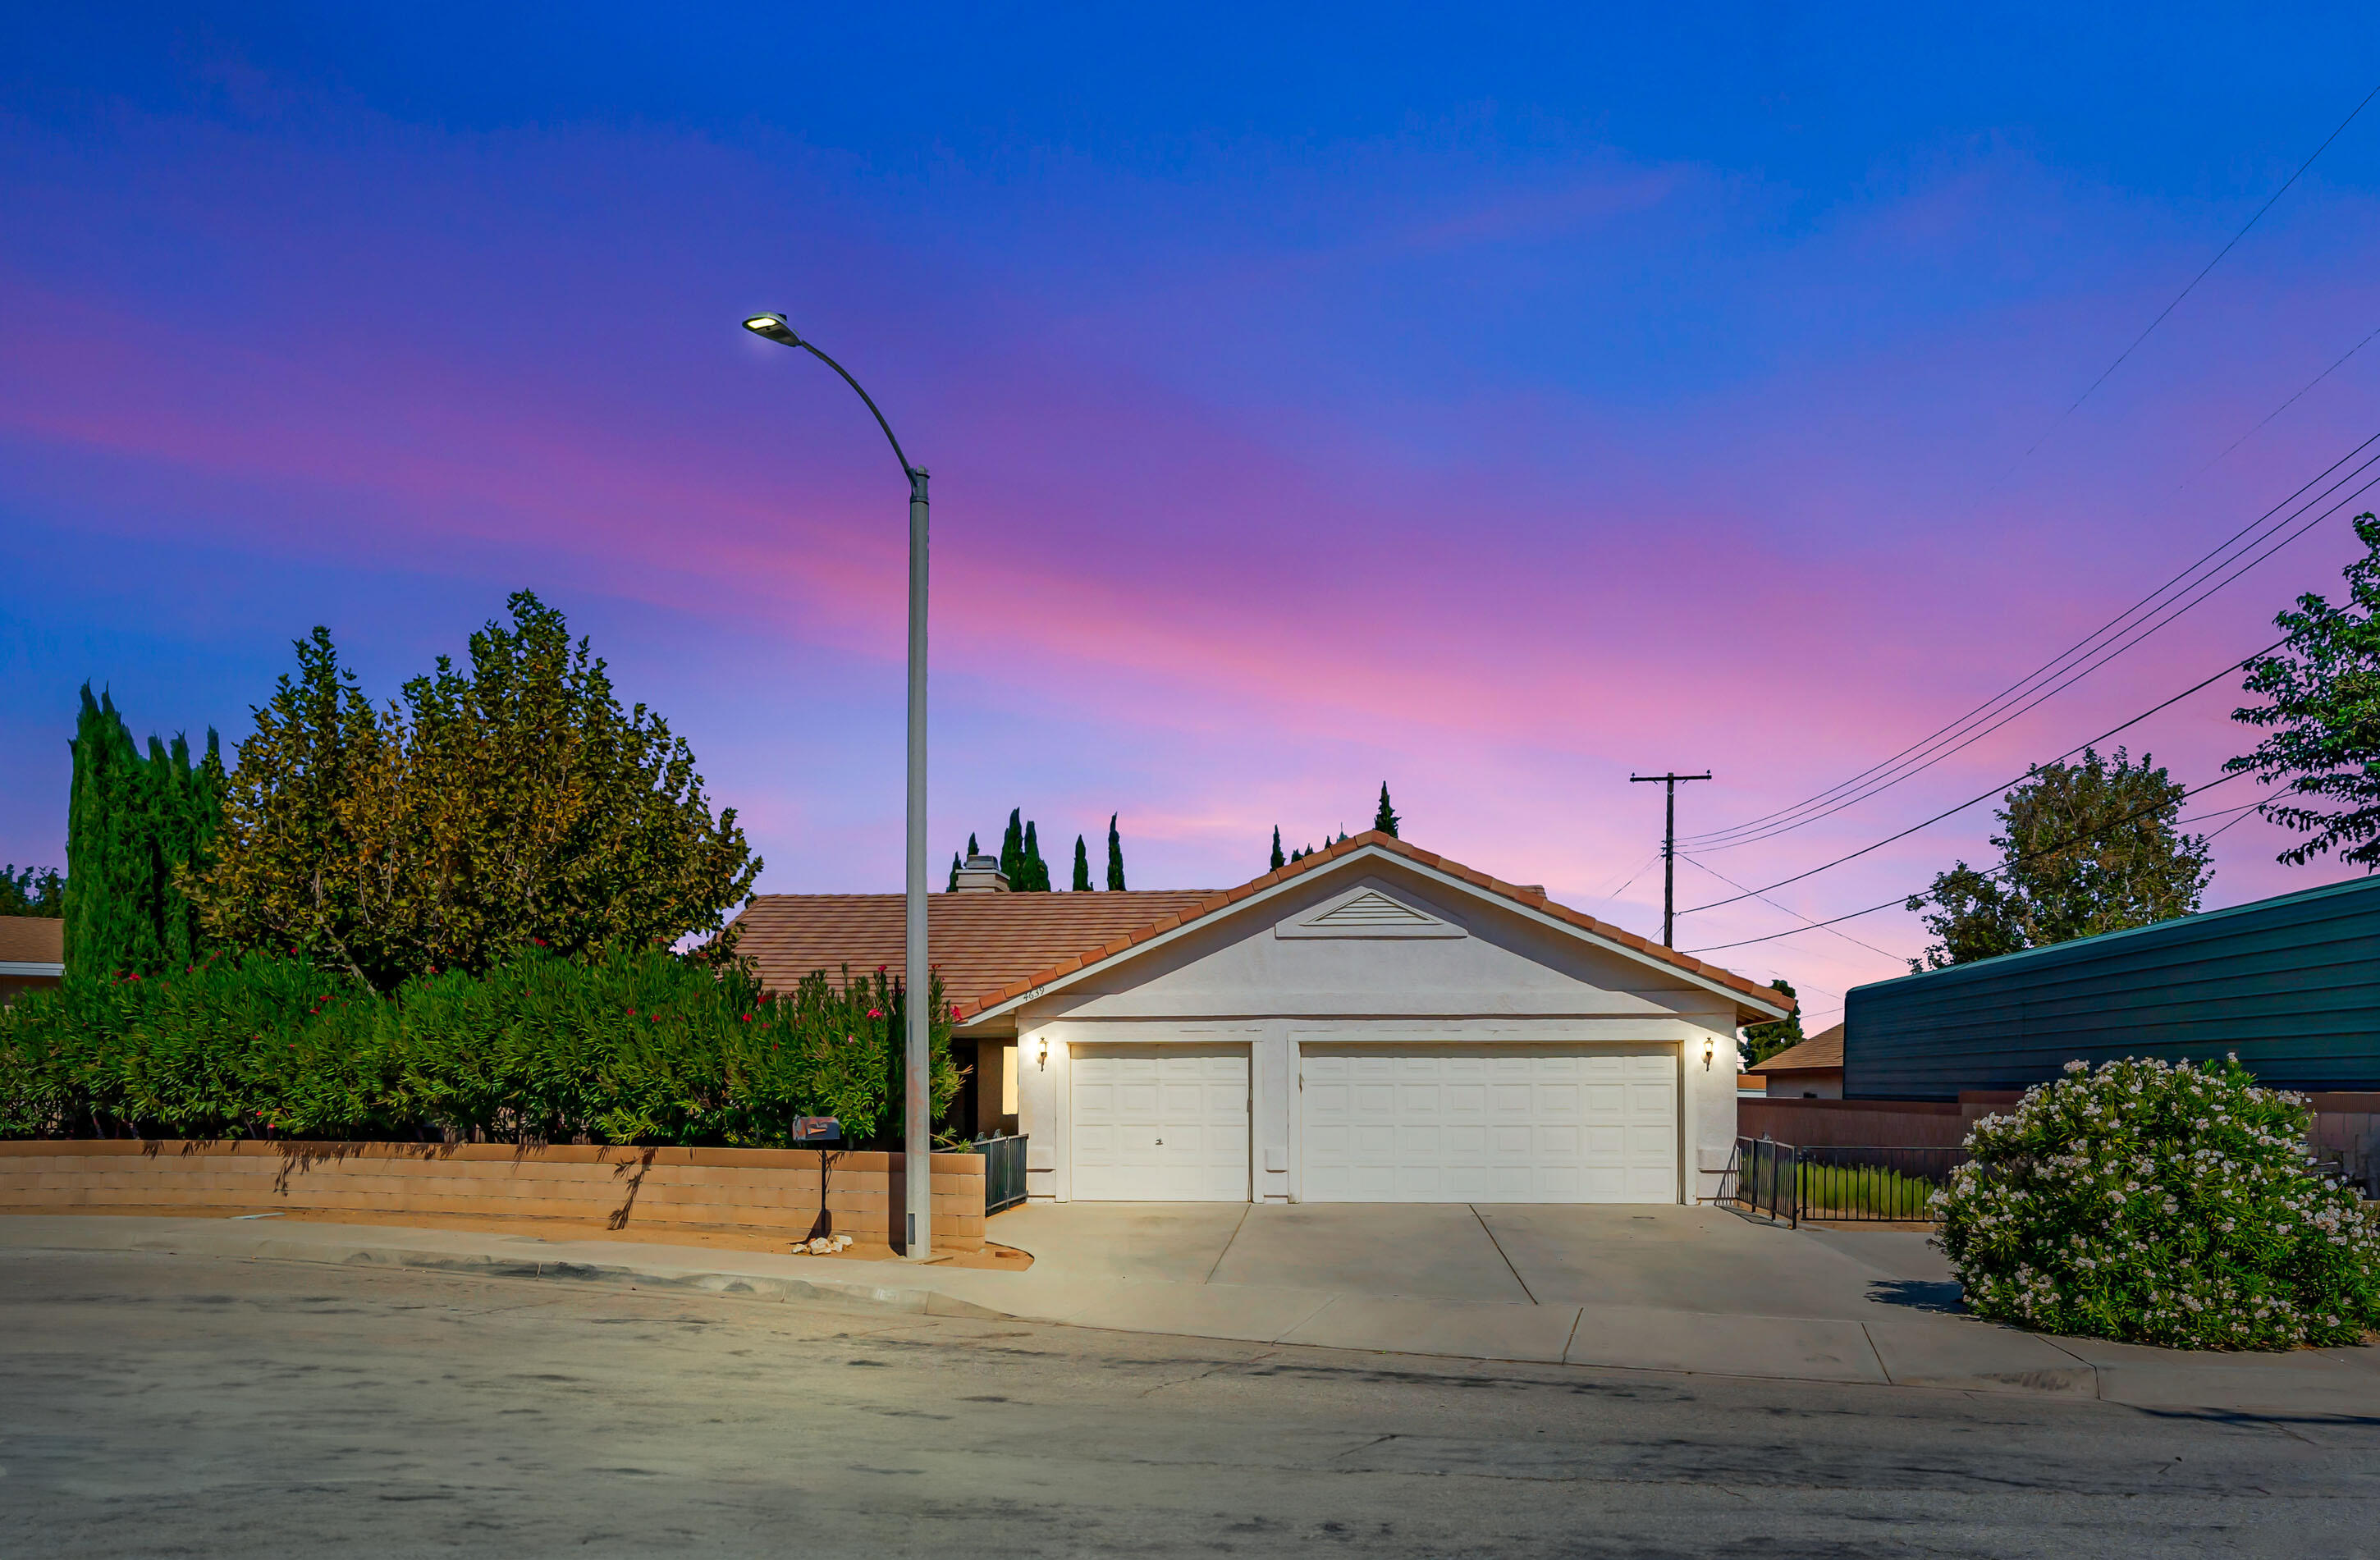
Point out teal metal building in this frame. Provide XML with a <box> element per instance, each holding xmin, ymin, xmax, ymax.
<box><xmin>1845</xmin><ymin>875</ymin><xmax>2380</xmax><ymax>1100</ymax></box>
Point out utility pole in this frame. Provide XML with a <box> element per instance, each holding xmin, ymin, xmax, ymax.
<box><xmin>1629</xmin><ymin>771</ymin><xmax>1711</xmax><ymax>948</ymax></box>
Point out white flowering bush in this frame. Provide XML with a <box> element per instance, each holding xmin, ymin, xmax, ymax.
<box><xmin>1934</xmin><ymin>1055</ymin><xmax>2380</xmax><ymax>1350</ymax></box>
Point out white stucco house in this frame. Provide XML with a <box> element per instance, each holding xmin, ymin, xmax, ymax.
<box><xmin>731</xmin><ymin>832</ymin><xmax>1792</xmax><ymax>1206</ymax></box>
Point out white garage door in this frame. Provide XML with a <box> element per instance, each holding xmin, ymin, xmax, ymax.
<box><xmin>1300</xmin><ymin>1045</ymin><xmax>1676</xmax><ymax>1203</ymax></box>
<box><xmin>1071</xmin><ymin>1045</ymin><xmax>1250</xmax><ymax>1201</ymax></box>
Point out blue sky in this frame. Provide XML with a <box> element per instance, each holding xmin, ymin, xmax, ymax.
<box><xmin>6</xmin><ymin>5</ymin><xmax>2378</xmax><ymax>1023</ymax></box>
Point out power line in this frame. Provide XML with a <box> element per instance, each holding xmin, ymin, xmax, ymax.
<box><xmin>1682</xmin><ymin>770</ymin><xmax>2255</xmax><ymax>955</ymax></box>
<box><xmin>1675</xmin><ymin>637</ymin><xmax>2286</xmax><ymax>915</ymax></box>
<box><xmin>2179</xmin><ymin>324</ymin><xmax>2380</xmax><ymax>492</ymax></box>
<box><xmin>2001</xmin><ymin>81</ymin><xmax>2380</xmax><ymax>479</ymax></box>
<box><xmin>1687</xmin><ymin>433</ymin><xmax>2380</xmax><ymax>851</ymax></box>
<box><xmin>1683</xmin><ymin>787</ymin><xmax>2275</xmax><ymax>957</ymax></box>
<box><xmin>1676</xmin><ymin>854</ymin><xmax>1899</xmax><ymax>959</ymax></box>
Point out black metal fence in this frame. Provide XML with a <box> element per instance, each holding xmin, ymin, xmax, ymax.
<box><xmin>1794</xmin><ymin>1145</ymin><xmax>1963</xmax><ymax>1223</ymax></box>
<box><xmin>1723</xmin><ymin>1138</ymin><xmax>1967</xmax><ymax>1226</ymax></box>
<box><xmin>971</xmin><ymin>1133</ymin><xmax>1029</xmax><ymax>1215</ymax></box>
<box><xmin>1723</xmin><ymin>1137</ymin><xmax>1799</xmax><ymax>1227</ymax></box>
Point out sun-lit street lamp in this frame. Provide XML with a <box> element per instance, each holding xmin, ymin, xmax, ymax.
<box><xmin>741</xmin><ymin>312</ymin><xmax>935</xmax><ymax>1260</ymax></box>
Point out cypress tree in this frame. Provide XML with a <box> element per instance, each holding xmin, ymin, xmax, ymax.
<box><xmin>947</xmin><ymin>851</ymin><xmax>961</xmax><ymax>891</ymax></box>
<box><xmin>1270</xmin><ymin>826</ymin><xmax>1285</xmax><ymax>872</ymax></box>
<box><xmin>999</xmin><ymin>810</ymin><xmax>1024</xmax><ymax>885</ymax></box>
<box><xmin>1373</xmin><ymin>784</ymin><xmax>1400</xmax><ymax>838</ymax></box>
<box><xmin>1021</xmin><ymin>821</ymin><xmax>1050</xmax><ymax>891</ymax></box>
<box><xmin>1105</xmin><ymin>813</ymin><xmax>1126</xmax><ymax>890</ymax></box>
<box><xmin>967</xmin><ymin>832</ymin><xmax>980</xmax><ymax>858</ymax></box>
<box><xmin>63</xmin><ymin>686</ymin><xmax>221</xmax><ymax>980</ymax></box>
<box><xmin>1072</xmin><ymin>835</ymin><xmax>1092</xmax><ymax>891</ymax></box>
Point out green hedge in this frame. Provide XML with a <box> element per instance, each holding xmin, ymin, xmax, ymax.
<box><xmin>0</xmin><ymin>946</ymin><xmax>959</xmax><ymax>1150</ymax></box>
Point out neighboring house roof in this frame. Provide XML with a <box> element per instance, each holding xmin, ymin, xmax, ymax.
<box><xmin>1748</xmin><ymin>1022</ymin><xmax>1844</xmax><ymax>1075</ymax></box>
<box><xmin>730</xmin><ymin>832</ymin><xmax>1796</xmax><ymax>1025</ymax></box>
<box><xmin>0</xmin><ymin>915</ymin><xmax>65</xmax><ymax>973</ymax></box>
<box><xmin>730</xmin><ymin>890</ymin><xmax>1221</xmax><ymax>1012</ymax></box>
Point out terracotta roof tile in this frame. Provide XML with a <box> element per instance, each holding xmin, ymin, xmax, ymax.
<box><xmin>0</xmin><ymin>917</ymin><xmax>64</xmax><ymax>966</ymax></box>
<box><xmin>729</xmin><ymin>832</ymin><xmax>1796</xmax><ymax>1022</ymax></box>
<box><xmin>726</xmin><ymin>890</ymin><xmax>1221</xmax><ymax>1013</ymax></box>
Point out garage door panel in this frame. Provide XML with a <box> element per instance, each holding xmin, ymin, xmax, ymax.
<box><xmin>1301</xmin><ymin>1045</ymin><xmax>1677</xmax><ymax>1204</ymax></box>
<box><xmin>1072</xmin><ymin>1045</ymin><xmax>1250</xmax><ymax>1202</ymax></box>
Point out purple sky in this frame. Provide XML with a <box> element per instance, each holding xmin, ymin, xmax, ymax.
<box><xmin>6</xmin><ymin>8</ymin><xmax>2378</xmax><ymax>1027</ymax></box>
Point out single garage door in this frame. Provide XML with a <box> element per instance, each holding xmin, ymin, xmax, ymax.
<box><xmin>1071</xmin><ymin>1045</ymin><xmax>1250</xmax><ymax>1201</ymax></box>
<box><xmin>1300</xmin><ymin>1045</ymin><xmax>1676</xmax><ymax>1202</ymax></box>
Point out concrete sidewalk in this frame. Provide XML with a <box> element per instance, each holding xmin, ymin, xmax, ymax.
<box><xmin>7</xmin><ymin>1210</ymin><xmax>2376</xmax><ymax>1415</ymax></box>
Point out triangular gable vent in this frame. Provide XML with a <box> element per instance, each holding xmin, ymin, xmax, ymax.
<box><xmin>1276</xmin><ymin>883</ymin><xmax>1466</xmax><ymax>940</ymax></box>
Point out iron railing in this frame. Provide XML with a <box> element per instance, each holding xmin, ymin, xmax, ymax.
<box><xmin>970</xmin><ymin>1132</ymin><xmax>1029</xmax><ymax>1215</ymax></box>
<box><xmin>1723</xmin><ymin>1138</ymin><xmax>1967</xmax><ymax>1226</ymax></box>
<box><xmin>1723</xmin><ymin>1137</ymin><xmax>1799</xmax><ymax>1227</ymax></box>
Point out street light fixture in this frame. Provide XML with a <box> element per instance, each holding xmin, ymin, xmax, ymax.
<box><xmin>741</xmin><ymin>311</ymin><xmax>936</xmax><ymax>1260</ymax></box>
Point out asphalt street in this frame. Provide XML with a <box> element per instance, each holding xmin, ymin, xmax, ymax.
<box><xmin>3</xmin><ymin>1250</ymin><xmax>2375</xmax><ymax>1558</ymax></box>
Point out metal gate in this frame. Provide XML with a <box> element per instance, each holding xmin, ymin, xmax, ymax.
<box><xmin>1722</xmin><ymin>1136</ymin><xmax>1798</xmax><ymax>1227</ymax></box>
<box><xmin>971</xmin><ymin>1133</ymin><xmax>1029</xmax><ymax>1215</ymax></box>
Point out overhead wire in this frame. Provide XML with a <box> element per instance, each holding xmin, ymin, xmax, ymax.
<box><xmin>1673</xmin><ymin>637</ymin><xmax>2286</xmax><ymax>915</ymax></box>
<box><xmin>1685</xmin><ymin>432</ymin><xmax>2380</xmax><ymax>853</ymax></box>
<box><xmin>1682</xmin><ymin>769</ymin><xmax>2257</xmax><ymax>955</ymax></box>
<box><xmin>1676</xmin><ymin>854</ymin><xmax>1900</xmax><ymax>959</ymax></box>
<box><xmin>1681</xmin><ymin>785</ymin><xmax>2277</xmax><ymax>957</ymax></box>
<box><xmin>1999</xmin><ymin>80</ymin><xmax>2380</xmax><ymax>479</ymax></box>
<box><xmin>2178</xmin><ymin>323</ymin><xmax>2380</xmax><ymax>492</ymax></box>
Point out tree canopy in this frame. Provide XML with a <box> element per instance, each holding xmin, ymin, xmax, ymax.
<box><xmin>1373</xmin><ymin>784</ymin><xmax>1400</xmax><ymax>838</ymax></box>
<box><xmin>0</xmin><ymin>865</ymin><xmax>64</xmax><ymax>918</ymax></box>
<box><xmin>1738</xmin><ymin>979</ymin><xmax>1802</xmax><ymax>1068</ymax></box>
<box><xmin>187</xmin><ymin>592</ymin><xmax>759</xmax><ymax>992</ymax></box>
<box><xmin>2228</xmin><ymin>511</ymin><xmax>2380</xmax><ymax>871</ymax></box>
<box><xmin>1907</xmin><ymin>748</ymin><xmax>2209</xmax><ymax>971</ymax></box>
<box><xmin>1105</xmin><ymin>814</ymin><xmax>1126</xmax><ymax>890</ymax></box>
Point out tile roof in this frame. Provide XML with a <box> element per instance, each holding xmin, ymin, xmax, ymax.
<box><xmin>0</xmin><ymin>916</ymin><xmax>64</xmax><ymax>967</ymax></box>
<box><xmin>728</xmin><ymin>890</ymin><xmax>1220</xmax><ymax>1012</ymax></box>
<box><xmin>732</xmin><ymin>831</ymin><xmax>1796</xmax><ymax>1022</ymax></box>
<box><xmin>1747</xmin><ymin>1022</ymin><xmax>1845</xmax><ymax>1074</ymax></box>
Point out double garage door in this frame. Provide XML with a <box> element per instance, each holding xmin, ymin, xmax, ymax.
<box><xmin>1300</xmin><ymin>1045</ymin><xmax>1677</xmax><ymax>1202</ymax></box>
<box><xmin>1070</xmin><ymin>1042</ymin><xmax>1676</xmax><ymax>1203</ymax></box>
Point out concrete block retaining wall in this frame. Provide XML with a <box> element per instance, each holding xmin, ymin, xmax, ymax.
<box><xmin>0</xmin><ymin>1140</ymin><xmax>986</xmax><ymax>1251</ymax></box>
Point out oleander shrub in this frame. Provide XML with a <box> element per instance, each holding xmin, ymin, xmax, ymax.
<box><xmin>0</xmin><ymin>945</ymin><xmax>959</xmax><ymax>1149</ymax></box>
<box><xmin>1934</xmin><ymin>1055</ymin><xmax>2380</xmax><ymax>1350</ymax></box>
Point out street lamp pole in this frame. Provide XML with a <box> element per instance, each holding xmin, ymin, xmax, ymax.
<box><xmin>743</xmin><ymin>313</ymin><xmax>935</xmax><ymax>1260</ymax></box>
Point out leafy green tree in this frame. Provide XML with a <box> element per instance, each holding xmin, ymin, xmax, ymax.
<box><xmin>1373</xmin><ymin>784</ymin><xmax>1400</xmax><ymax>838</ymax></box>
<box><xmin>189</xmin><ymin>593</ymin><xmax>759</xmax><ymax>992</ymax></box>
<box><xmin>1072</xmin><ymin>835</ymin><xmax>1092</xmax><ymax>891</ymax></box>
<box><xmin>1270</xmin><ymin>826</ymin><xmax>1285</xmax><ymax>872</ymax></box>
<box><xmin>1738</xmin><ymin>979</ymin><xmax>1803</xmax><ymax>1068</ymax></box>
<box><xmin>2228</xmin><ymin>512</ymin><xmax>2380</xmax><ymax>869</ymax></box>
<box><xmin>0</xmin><ymin>866</ymin><xmax>64</xmax><ymax>917</ymax></box>
<box><xmin>1105</xmin><ymin>814</ymin><xmax>1126</xmax><ymax>890</ymax></box>
<box><xmin>1909</xmin><ymin>747</ymin><xmax>2209</xmax><ymax>971</ymax></box>
<box><xmin>63</xmin><ymin>687</ymin><xmax>222</xmax><ymax>979</ymax></box>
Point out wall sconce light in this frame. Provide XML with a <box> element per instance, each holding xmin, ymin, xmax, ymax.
<box><xmin>1036</xmin><ymin>1036</ymin><xmax>1050</xmax><ymax>1069</ymax></box>
<box><xmin>1702</xmin><ymin>1038</ymin><xmax>1714</xmax><ymax>1071</ymax></box>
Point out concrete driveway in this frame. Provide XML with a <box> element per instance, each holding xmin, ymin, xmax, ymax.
<box><xmin>991</xmin><ymin>1200</ymin><xmax>1953</xmax><ymax>1322</ymax></box>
